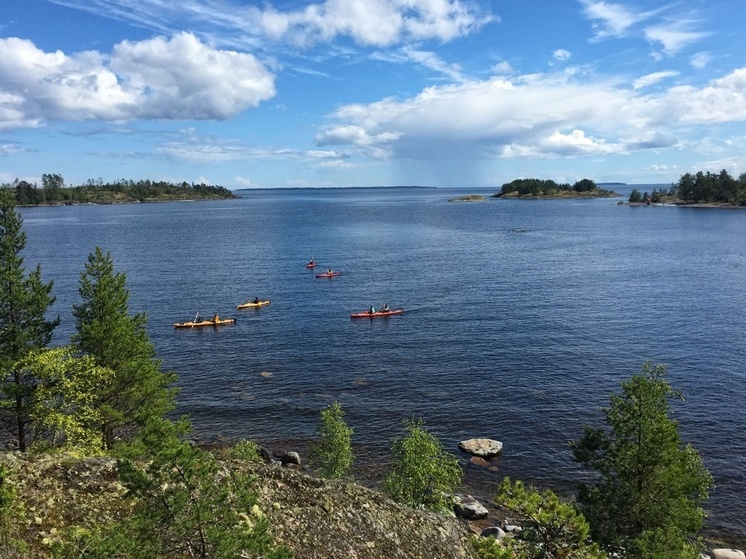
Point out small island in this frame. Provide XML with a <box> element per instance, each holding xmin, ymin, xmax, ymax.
<box><xmin>449</xmin><ymin>194</ymin><xmax>487</xmax><ymax>202</ymax></box>
<box><xmin>491</xmin><ymin>178</ymin><xmax>619</xmax><ymax>199</ymax></box>
<box><xmin>3</xmin><ymin>173</ymin><xmax>237</xmax><ymax>206</ymax></box>
<box><xmin>628</xmin><ymin>169</ymin><xmax>746</xmax><ymax>207</ymax></box>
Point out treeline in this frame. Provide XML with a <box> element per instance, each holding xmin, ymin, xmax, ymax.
<box><xmin>497</xmin><ymin>177</ymin><xmax>608</xmax><ymax>196</ymax></box>
<box><xmin>4</xmin><ymin>173</ymin><xmax>236</xmax><ymax>205</ymax></box>
<box><xmin>629</xmin><ymin>169</ymin><xmax>746</xmax><ymax>205</ymax></box>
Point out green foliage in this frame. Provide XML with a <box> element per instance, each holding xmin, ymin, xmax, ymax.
<box><xmin>384</xmin><ymin>418</ymin><xmax>462</xmax><ymax>512</ymax></box>
<box><xmin>572</xmin><ymin>179</ymin><xmax>597</xmax><ymax>192</ymax></box>
<box><xmin>571</xmin><ymin>362</ymin><xmax>712</xmax><ymax>558</ymax></box>
<box><xmin>495</xmin><ymin>477</ymin><xmax>606</xmax><ymax>559</ymax></box>
<box><xmin>676</xmin><ymin>169</ymin><xmax>746</xmax><ymax>205</ymax></box>
<box><xmin>230</xmin><ymin>440</ymin><xmax>264</xmax><ymax>463</ymax></box>
<box><xmin>2</xmin><ymin>175</ymin><xmax>236</xmax><ymax>206</ymax></box>
<box><xmin>72</xmin><ymin>247</ymin><xmax>177</xmax><ymax>449</ymax></box>
<box><xmin>0</xmin><ymin>190</ymin><xmax>59</xmax><ymax>451</ymax></box>
<box><xmin>0</xmin><ymin>464</ymin><xmax>28</xmax><ymax>558</ymax></box>
<box><xmin>628</xmin><ymin>188</ymin><xmax>642</xmax><ymax>203</ymax></box>
<box><xmin>309</xmin><ymin>401</ymin><xmax>354</xmax><ymax>479</ymax></box>
<box><xmin>21</xmin><ymin>347</ymin><xmax>113</xmax><ymax>455</ymax></box>
<box><xmin>471</xmin><ymin>534</ymin><xmax>520</xmax><ymax>559</ymax></box>
<box><xmin>56</xmin><ymin>420</ymin><xmax>293</xmax><ymax>559</ymax></box>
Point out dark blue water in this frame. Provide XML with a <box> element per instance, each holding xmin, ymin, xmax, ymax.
<box><xmin>18</xmin><ymin>187</ymin><xmax>746</xmax><ymax>543</ymax></box>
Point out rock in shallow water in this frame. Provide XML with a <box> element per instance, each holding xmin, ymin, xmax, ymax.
<box><xmin>458</xmin><ymin>438</ymin><xmax>503</xmax><ymax>458</ymax></box>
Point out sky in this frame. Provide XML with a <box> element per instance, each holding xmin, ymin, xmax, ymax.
<box><xmin>1</xmin><ymin>0</ymin><xmax>746</xmax><ymax>189</ymax></box>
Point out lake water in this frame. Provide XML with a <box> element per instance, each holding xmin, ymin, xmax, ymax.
<box><xmin>18</xmin><ymin>187</ymin><xmax>746</xmax><ymax>544</ymax></box>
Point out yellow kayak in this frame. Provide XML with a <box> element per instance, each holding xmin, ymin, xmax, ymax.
<box><xmin>237</xmin><ymin>299</ymin><xmax>270</xmax><ymax>310</ymax></box>
<box><xmin>174</xmin><ymin>317</ymin><xmax>236</xmax><ymax>328</ymax></box>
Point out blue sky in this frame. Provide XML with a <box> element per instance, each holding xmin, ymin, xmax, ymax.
<box><xmin>2</xmin><ymin>0</ymin><xmax>746</xmax><ymax>189</ymax></box>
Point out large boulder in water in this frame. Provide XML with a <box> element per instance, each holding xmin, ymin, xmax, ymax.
<box><xmin>711</xmin><ymin>550</ymin><xmax>746</xmax><ymax>559</ymax></box>
<box><xmin>458</xmin><ymin>438</ymin><xmax>503</xmax><ymax>458</ymax></box>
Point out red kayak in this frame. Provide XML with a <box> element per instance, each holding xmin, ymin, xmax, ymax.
<box><xmin>306</xmin><ymin>262</ymin><xmax>317</xmax><ymax>268</ymax></box>
<box><xmin>350</xmin><ymin>309</ymin><xmax>403</xmax><ymax>318</ymax></box>
<box><xmin>316</xmin><ymin>271</ymin><xmax>341</xmax><ymax>278</ymax></box>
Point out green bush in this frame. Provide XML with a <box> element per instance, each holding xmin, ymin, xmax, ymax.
<box><xmin>384</xmin><ymin>418</ymin><xmax>462</xmax><ymax>512</ymax></box>
<box><xmin>309</xmin><ymin>402</ymin><xmax>354</xmax><ymax>479</ymax></box>
<box><xmin>495</xmin><ymin>477</ymin><xmax>606</xmax><ymax>559</ymax></box>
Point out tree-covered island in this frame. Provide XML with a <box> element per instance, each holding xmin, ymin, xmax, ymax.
<box><xmin>3</xmin><ymin>173</ymin><xmax>237</xmax><ymax>206</ymax></box>
<box><xmin>492</xmin><ymin>178</ymin><xmax>620</xmax><ymax>199</ymax></box>
<box><xmin>628</xmin><ymin>169</ymin><xmax>746</xmax><ymax>206</ymax></box>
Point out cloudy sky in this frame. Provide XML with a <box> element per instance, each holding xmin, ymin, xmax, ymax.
<box><xmin>2</xmin><ymin>0</ymin><xmax>745</xmax><ymax>189</ymax></box>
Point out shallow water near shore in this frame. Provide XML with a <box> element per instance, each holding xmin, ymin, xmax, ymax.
<box><xmin>19</xmin><ymin>186</ymin><xmax>746</xmax><ymax>544</ymax></box>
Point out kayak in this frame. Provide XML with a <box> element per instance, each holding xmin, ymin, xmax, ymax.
<box><xmin>237</xmin><ymin>299</ymin><xmax>270</xmax><ymax>310</ymax></box>
<box><xmin>306</xmin><ymin>262</ymin><xmax>317</xmax><ymax>268</ymax></box>
<box><xmin>316</xmin><ymin>271</ymin><xmax>341</xmax><ymax>278</ymax></box>
<box><xmin>350</xmin><ymin>309</ymin><xmax>403</xmax><ymax>318</ymax></box>
<box><xmin>174</xmin><ymin>318</ymin><xmax>236</xmax><ymax>328</ymax></box>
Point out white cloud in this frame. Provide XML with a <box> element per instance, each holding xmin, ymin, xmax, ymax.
<box><xmin>492</xmin><ymin>61</ymin><xmax>514</xmax><ymax>75</ymax></box>
<box><xmin>644</xmin><ymin>20</ymin><xmax>710</xmax><ymax>56</ymax></box>
<box><xmin>0</xmin><ymin>33</ymin><xmax>275</xmax><ymax>130</ymax></box>
<box><xmin>578</xmin><ymin>0</ymin><xmax>654</xmax><ymax>40</ymax></box>
<box><xmin>690</xmin><ymin>51</ymin><xmax>713</xmax><ymax>70</ymax></box>
<box><xmin>633</xmin><ymin>70</ymin><xmax>679</xmax><ymax>89</ymax></box>
<box><xmin>50</xmin><ymin>0</ymin><xmax>495</xmax><ymax>48</ymax></box>
<box><xmin>553</xmin><ymin>49</ymin><xmax>572</xmax><ymax>62</ymax></box>
<box><xmin>316</xmin><ymin>66</ymin><xmax>746</xmax><ymax>162</ymax></box>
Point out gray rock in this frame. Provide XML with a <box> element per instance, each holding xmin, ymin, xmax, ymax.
<box><xmin>711</xmin><ymin>549</ymin><xmax>746</xmax><ymax>559</ymax></box>
<box><xmin>480</xmin><ymin>526</ymin><xmax>506</xmax><ymax>539</ymax></box>
<box><xmin>280</xmin><ymin>451</ymin><xmax>301</xmax><ymax>468</ymax></box>
<box><xmin>453</xmin><ymin>494</ymin><xmax>489</xmax><ymax>520</ymax></box>
<box><xmin>458</xmin><ymin>438</ymin><xmax>503</xmax><ymax>458</ymax></box>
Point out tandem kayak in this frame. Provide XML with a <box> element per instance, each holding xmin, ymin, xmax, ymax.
<box><xmin>350</xmin><ymin>309</ymin><xmax>403</xmax><ymax>318</ymax></box>
<box><xmin>174</xmin><ymin>317</ymin><xmax>236</xmax><ymax>328</ymax></box>
<box><xmin>236</xmin><ymin>300</ymin><xmax>270</xmax><ymax>310</ymax></box>
<box><xmin>316</xmin><ymin>271</ymin><xmax>341</xmax><ymax>278</ymax></box>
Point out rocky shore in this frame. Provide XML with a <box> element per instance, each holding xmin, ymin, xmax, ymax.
<box><xmin>2</xmin><ymin>438</ymin><xmax>743</xmax><ymax>558</ymax></box>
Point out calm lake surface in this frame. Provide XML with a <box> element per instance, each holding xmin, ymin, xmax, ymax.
<box><xmin>19</xmin><ymin>187</ymin><xmax>746</xmax><ymax>543</ymax></box>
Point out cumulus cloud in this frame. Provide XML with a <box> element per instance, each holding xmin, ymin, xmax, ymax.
<box><xmin>50</xmin><ymin>0</ymin><xmax>494</xmax><ymax>48</ymax></box>
<box><xmin>0</xmin><ymin>33</ymin><xmax>275</xmax><ymax>130</ymax></box>
<box><xmin>316</xmin><ymin>66</ymin><xmax>746</xmax><ymax>161</ymax></box>
<box><xmin>553</xmin><ymin>49</ymin><xmax>572</xmax><ymax>62</ymax></box>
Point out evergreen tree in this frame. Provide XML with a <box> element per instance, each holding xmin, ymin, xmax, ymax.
<box><xmin>571</xmin><ymin>362</ymin><xmax>712</xmax><ymax>558</ymax></box>
<box><xmin>72</xmin><ymin>247</ymin><xmax>177</xmax><ymax>449</ymax></box>
<box><xmin>0</xmin><ymin>190</ymin><xmax>59</xmax><ymax>451</ymax></box>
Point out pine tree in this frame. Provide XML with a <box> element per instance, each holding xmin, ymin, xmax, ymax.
<box><xmin>571</xmin><ymin>362</ymin><xmax>712</xmax><ymax>558</ymax></box>
<box><xmin>0</xmin><ymin>190</ymin><xmax>59</xmax><ymax>451</ymax></box>
<box><xmin>72</xmin><ymin>246</ymin><xmax>177</xmax><ymax>449</ymax></box>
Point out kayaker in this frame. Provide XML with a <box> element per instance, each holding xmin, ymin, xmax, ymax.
<box><xmin>194</xmin><ymin>311</ymin><xmax>202</xmax><ymax>322</ymax></box>
<box><xmin>213</xmin><ymin>314</ymin><xmax>220</xmax><ymax>323</ymax></box>
<box><xmin>253</xmin><ymin>297</ymin><xmax>260</xmax><ymax>304</ymax></box>
<box><xmin>381</xmin><ymin>303</ymin><xmax>390</xmax><ymax>313</ymax></box>
<box><xmin>369</xmin><ymin>305</ymin><xmax>376</xmax><ymax>314</ymax></box>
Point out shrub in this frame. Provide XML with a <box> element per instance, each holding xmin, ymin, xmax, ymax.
<box><xmin>384</xmin><ymin>418</ymin><xmax>462</xmax><ymax>512</ymax></box>
<box><xmin>309</xmin><ymin>402</ymin><xmax>354</xmax><ymax>479</ymax></box>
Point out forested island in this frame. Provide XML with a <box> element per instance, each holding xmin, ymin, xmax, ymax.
<box><xmin>492</xmin><ymin>178</ymin><xmax>619</xmax><ymax>198</ymax></box>
<box><xmin>2</xmin><ymin>173</ymin><xmax>237</xmax><ymax>205</ymax></box>
<box><xmin>629</xmin><ymin>169</ymin><xmax>746</xmax><ymax>206</ymax></box>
